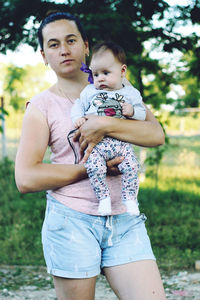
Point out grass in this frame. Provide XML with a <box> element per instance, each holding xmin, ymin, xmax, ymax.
<box><xmin>139</xmin><ymin>184</ymin><xmax>200</xmax><ymax>270</ymax></box>
<box><xmin>0</xmin><ymin>134</ymin><xmax>199</xmax><ymax>272</ymax></box>
<box><xmin>0</xmin><ymin>158</ymin><xmax>46</xmax><ymax>265</ymax></box>
<box><xmin>139</xmin><ymin>135</ymin><xmax>200</xmax><ymax>270</ymax></box>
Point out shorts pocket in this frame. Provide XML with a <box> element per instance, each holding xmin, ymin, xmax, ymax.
<box><xmin>47</xmin><ymin>209</ymin><xmax>67</xmax><ymax>231</ymax></box>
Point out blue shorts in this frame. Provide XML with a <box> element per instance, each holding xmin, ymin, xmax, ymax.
<box><xmin>42</xmin><ymin>194</ymin><xmax>155</xmax><ymax>278</ymax></box>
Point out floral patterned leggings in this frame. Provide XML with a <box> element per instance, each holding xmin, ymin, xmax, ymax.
<box><xmin>84</xmin><ymin>137</ymin><xmax>140</xmax><ymax>213</ymax></box>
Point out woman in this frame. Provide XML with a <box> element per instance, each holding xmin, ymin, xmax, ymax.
<box><xmin>15</xmin><ymin>11</ymin><xmax>166</xmax><ymax>300</ymax></box>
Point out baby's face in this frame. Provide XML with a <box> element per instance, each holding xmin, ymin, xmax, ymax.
<box><xmin>90</xmin><ymin>50</ymin><xmax>124</xmax><ymax>91</ymax></box>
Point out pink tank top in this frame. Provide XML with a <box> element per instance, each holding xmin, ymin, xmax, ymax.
<box><xmin>29</xmin><ymin>89</ymin><xmax>126</xmax><ymax>215</ymax></box>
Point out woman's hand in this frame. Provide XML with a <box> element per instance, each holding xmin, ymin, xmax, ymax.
<box><xmin>78</xmin><ymin>156</ymin><xmax>123</xmax><ymax>176</ymax></box>
<box><xmin>106</xmin><ymin>156</ymin><xmax>124</xmax><ymax>176</ymax></box>
<box><xmin>73</xmin><ymin>115</ymin><xmax>108</xmax><ymax>163</ymax></box>
<box><xmin>73</xmin><ymin>106</ymin><xmax>165</xmax><ymax>163</ymax></box>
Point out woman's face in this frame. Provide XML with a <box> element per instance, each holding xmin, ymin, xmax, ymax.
<box><xmin>41</xmin><ymin>19</ymin><xmax>89</xmax><ymax>78</ymax></box>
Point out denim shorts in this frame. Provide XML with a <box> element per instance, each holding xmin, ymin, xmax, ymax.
<box><xmin>42</xmin><ymin>194</ymin><xmax>155</xmax><ymax>278</ymax></box>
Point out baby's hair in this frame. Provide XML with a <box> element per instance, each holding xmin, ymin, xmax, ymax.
<box><xmin>38</xmin><ymin>10</ymin><xmax>87</xmax><ymax>50</ymax></box>
<box><xmin>92</xmin><ymin>41</ymin><xmax>126</xmax><ymax>65</ymax></box>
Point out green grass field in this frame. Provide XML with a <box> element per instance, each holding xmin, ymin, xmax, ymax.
<box><xmin>140</xmin><ymin>135</ymin><xmax>200</xmax><ymax>270</ymax></box>
<box><xmin>0</xmin><ymin>133</ymin><xmax>199</xmax><ymax>271</ymax></box>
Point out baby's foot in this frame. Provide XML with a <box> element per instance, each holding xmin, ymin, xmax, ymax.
<box><xmin>125</xmin><ymin>200</ymin><xmax>140</xmax><ymax>215</ymax></box>
<box><xmin>98</xmin><ymin>197</ymin><xmax>111</xmax><ymax>216</ymax></box>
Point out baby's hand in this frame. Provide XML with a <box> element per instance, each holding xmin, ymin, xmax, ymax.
<box><xmin>74</xmin><ymin>117</ymin><xmax>86</xmax><ymax>128</ymax></box>
<box><xmin>122</xmin><ymin>102</ymin><xmax>134</xmax><ymax>118</ymax></box>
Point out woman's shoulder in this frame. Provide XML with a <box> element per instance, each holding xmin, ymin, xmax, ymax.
<box><xmin>29</xmin><ymin>89</ymin><xmax>65</xmax><ymax>109</ymax></box>
<box><xmin>29</xmin><ymin>89</ymin><xmax>53</xmax><ymax>105</ymax></box>
<box><xmin>27</xmin><ymin>89</ymin><xmax>61</xmax><ymax>118</ymax></box>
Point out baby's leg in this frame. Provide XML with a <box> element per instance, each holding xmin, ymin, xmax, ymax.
<box><xmin>118</xmin><ymin>144</ymin><xmax>140</xmax><ymax>215</ymax></box>
<box><xmin>85</xmin><ymin>148</ymin><xmax>111</xmax><ymax>215</ymax></box>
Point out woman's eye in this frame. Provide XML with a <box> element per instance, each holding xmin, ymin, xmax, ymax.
<box><xmin>49</xmin><ymin>43</ymin><xmax>58</xmax><ymax>48</ymax></box>
<box><xmin>68</xmin><ymin>39</ymin><xmax>76</xmax><ymax>44</ymax></box>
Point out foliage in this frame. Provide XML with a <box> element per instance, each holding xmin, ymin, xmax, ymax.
<box><xmin>176</xmin><ymin>49</ymin><xmax>200</xmax><ymax>109</ymax></box>
<box><xmin>0</xmin><ymin>0</ymin><xmax>200</xmax><ymax>110</ymax></box>
<box><xmin>145</xmin><ymin>146</ymin><xmax>166</xmax><ymax>188</ymax></box>
<box><xmin>4</xmin><ymin>65</ymin><xmax>27</xmax><ymax>110</ymax></box>
<box><xmin>143</xmin><ymin>63</ymin><xmax>175</xmax><ymax>108</ymax></box>
<box><xmin>0</xmin><ymin>158</ymin><xmax>46</xmax><ymax>265</ymax></box>
<box><xmin>2</xmin><ymin>63</ymin><xmax>51</xmax><ymax>111</ymax></box>
<box><xmin>0</xmin><ymin>0</ymin><xmax>54</xmax><ymax>52</ymax></box>
<box><xmin>145</xmin><ymin>111</ymin><xmax>170</xmax><ymax>188</ymax></box>
<box><xmin>0</xmin><ymin>0</ymin><xmax>198</xmax><ymax>54</ymax></box>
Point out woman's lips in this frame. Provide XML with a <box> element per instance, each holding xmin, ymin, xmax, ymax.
<box><xmin>61</xmin><ymin>59</ymin><xmax>74</xmax><ymax>64</ymax></box>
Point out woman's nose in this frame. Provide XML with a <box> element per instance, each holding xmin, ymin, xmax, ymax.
<box><xmin>60</xmin><ymin>42</ymin><xmax>70</xmax><ymax>55</ymax></box>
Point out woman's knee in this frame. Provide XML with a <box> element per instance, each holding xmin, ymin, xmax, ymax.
<box><xmin>53</xmin><ymin>276</ymin><xmax>97</xmax><ymax>300</ymax></box>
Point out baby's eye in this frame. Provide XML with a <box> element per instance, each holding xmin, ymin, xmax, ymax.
<box><xmin>104</xmin><ymin>71</ymin><xmax>109</xmax><ymax>75</ymax></box>
<box><xmin>93</xmin><ymin>73</ymin><xmax>98</xmax><ymax>77</ymax></box>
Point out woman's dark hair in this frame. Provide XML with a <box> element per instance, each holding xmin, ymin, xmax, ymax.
<box><xmin>92</xmin><ymin>41</ymin><xmax>126</xmax><ymax>65</ymax></box>
<box><xmin>38</xmin><ymin>11</ymin><xmax>87</xmax><ymax>50</ymax></box>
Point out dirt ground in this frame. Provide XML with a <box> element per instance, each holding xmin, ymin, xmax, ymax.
<box><xmin>0</xmin><ymin>266</ymin><xmax>200</xmax><ymax>299</ymax></box>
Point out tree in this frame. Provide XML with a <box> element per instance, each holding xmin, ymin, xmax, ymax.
<box><xmin>0</xmin><ymin>0</ymin><xmax>199</xmax><ymax>109</ymax></box>
<box><xmin>0</xmin><ymin>61</ymin><xmax>52</xmax><ymax>135</ymax></box>
<box><xmin>3</xmin><ymin>63</ymin><xmax>51</xmax><ymax>111</ymax></box>
<box><xmin>1</xmin><ymin>0</ymin><xmax>198</xmax><ymax>54</ymax></box>
<box><xmin>176</xmin><ymin>49</ymin><xmax>200</xmax><ymax>108</ymax></box>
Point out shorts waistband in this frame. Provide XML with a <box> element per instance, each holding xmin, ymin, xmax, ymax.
<box><xmin>46</xmin><ymin>192</ymin><xmax>146</xmax><ymax>225</ymax></box>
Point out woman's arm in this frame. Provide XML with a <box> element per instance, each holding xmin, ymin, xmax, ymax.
<box><xmin>15</xmin><ymin>104</ymin><xmax>87</xmax><ymax>194</ymax></box>
<box><xmin>74</xmin><ymin>105</ymin><xmax>165</xmax><ymax>162</ymax></box>
<box><xmin>107</xmin><ymin>105</ymin><xmax>165</xmax><ymax>145</ymax></box>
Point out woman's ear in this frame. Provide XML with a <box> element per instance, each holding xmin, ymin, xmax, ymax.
<box><xmin>121</xmin><ymin>64</ymin><xmax>127</xmax><ymax>77</ymax></box>
<box><xmin>84</xmin><ymin>40</ymin><xmax>90</xmax><ymax>57</ymax></box>
<box><xmin>40</xmin><ymin>49</ymin><xmax>48</xmax><ymax>66</ymax></box>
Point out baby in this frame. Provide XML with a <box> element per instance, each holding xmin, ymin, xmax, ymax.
<box><xmin>71</xmin><ymin>41</ymin><xmax>146</xmax><ymax>215</ymax></box>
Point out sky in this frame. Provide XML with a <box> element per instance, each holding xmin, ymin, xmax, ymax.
<box><xmin>0</xmin><ymin>44</ymin><xmax>42</xmax><ymax>67</ymax></box>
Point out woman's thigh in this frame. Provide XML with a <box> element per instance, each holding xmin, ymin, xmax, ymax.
<box><xmin>42</xmin><ymin>195</ymin><xmax>103</xmax><ymax>278</ymax></box>
<box><xmin>53</xmin><ymin>276</ymin><xmax>97</xmax><ymax>300</ymax></box>
<box><xmin>103</xmin><ymin>260</ymin><xmax>166</xmax><ymax>300</ymax></box>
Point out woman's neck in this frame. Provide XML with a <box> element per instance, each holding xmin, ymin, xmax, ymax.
<box><xmin>51</xmin><ymin>72</ymin><xmax>89</xmax><ymax>100</ymax></box>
